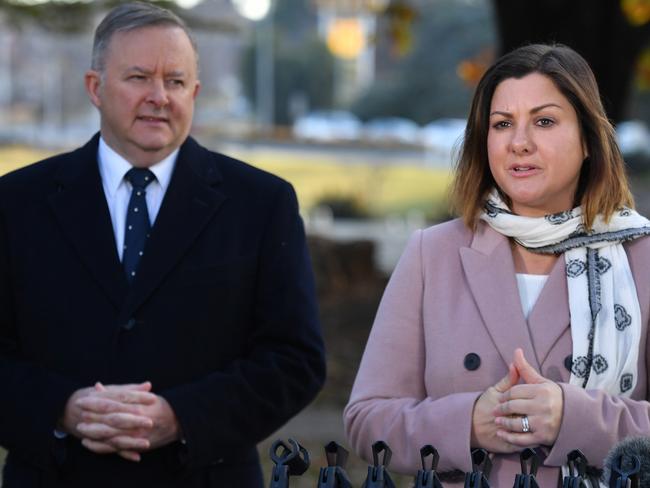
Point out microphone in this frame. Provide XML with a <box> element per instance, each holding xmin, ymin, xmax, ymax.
<box><xmin>602</xmin><ymin>437</ymin><xmax>650</xmax><ymax>488</ymax></box>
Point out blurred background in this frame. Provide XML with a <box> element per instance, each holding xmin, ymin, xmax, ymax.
<box><xmin>1</xmin><ymin>0</ymin><xmax>650</xmax><ymax>485</ymax></box>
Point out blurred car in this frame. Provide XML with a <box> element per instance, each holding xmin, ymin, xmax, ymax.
<box><xmin>420</xmin><ymin>118</ymin><xmax>467</xmax><ymax>166</ymax></box>
<box><xmin>364</xmin><ymin>117</ymin><xmax>420</xmax><ymax>145</ymax></box>
<box><xmin>292</xmin><ymin>110</ymin><xmax>362</xmax><ymax>143</ymax></box>
<box><xmin>616</xmin><ymin>120</ymin><xmax>650</xmax><ymax>171</ymax></box>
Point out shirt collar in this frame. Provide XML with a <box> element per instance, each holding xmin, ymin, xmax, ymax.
<box><xmin>97</xmin><ymin>137</ymin><xmax>178</xmax><ymax>197</ymax></box>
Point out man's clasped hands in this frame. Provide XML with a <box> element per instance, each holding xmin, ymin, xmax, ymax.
<box><xmin>61</xmin><ymin>381</ymin><xmax>181</xmax><ymax>462</ymax></box>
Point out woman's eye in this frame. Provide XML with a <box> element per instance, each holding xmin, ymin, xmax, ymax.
<box><xmin>537</xmin><ymin>118</ymin><xmax>554</xmax><ymax>127</ymax></box>
<box><xmin>493</xmin><ymin>120</ymin><xmax>511</xmax><ymax>129</ymax></box>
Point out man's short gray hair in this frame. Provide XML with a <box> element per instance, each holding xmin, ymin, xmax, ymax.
<box><xmin>91</xmin><ymin>1</ymin><xmax>198</xmax><ymax>72</ymax></box>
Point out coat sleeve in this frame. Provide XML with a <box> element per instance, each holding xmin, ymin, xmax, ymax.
<box><xmin>545</xmin><ymin>380</ymin><xmax>650</xmax><ymax>467</ymax></box>
<box><xmin>343</xmin><ymin>229</ymin><xmax>480</xmax><ymax>475</ymax></box>
<box><xmin>0</xmin><ymin>199</ymin><xmax>81</xmax><ymax>471</ymax></box>
<box><xmin>160</xmin><ymin>181</ymin><xmax>326</xmax><ymax>469</ymax></box>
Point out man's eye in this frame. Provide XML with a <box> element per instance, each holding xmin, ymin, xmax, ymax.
<box><xmin>129</xmin><ymin>75</ymin><xmax>146</xmax><ymax>81</ymax></box>
<box><xmin>168</xmin><ymin>79</ymin><xmax>184</xmax><ymax>87</ymax></box>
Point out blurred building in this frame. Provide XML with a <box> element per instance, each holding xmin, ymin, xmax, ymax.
<box><xmin>0</xmin><ymin>2</ymin><xmax>249</xmax><ymax>147</ymax></box>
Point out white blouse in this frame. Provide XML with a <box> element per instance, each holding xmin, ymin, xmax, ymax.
<box><xmin>516</xmin><ymin>273</ymin><xmax>549</xmax><ymax>319</ymax></box>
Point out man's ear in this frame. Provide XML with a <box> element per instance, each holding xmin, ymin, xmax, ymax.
<box><xmin>192</xmin><ymin>79</ymin><xmax>201</xmax><ymax>100</ymax></box>
<box><xmin>85</xmin><ymin>70</ymin><xmax>102</xmax><ymax>108</ymax></box>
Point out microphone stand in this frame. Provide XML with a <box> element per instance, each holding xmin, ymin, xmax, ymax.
<box><xmin>361</xmin><ymin>440</ymin><xmax>397</xmax><ymax>488</ymax></box>
<box><xmin>513</xmin><ymin>448</ymin><xmax>540</xmax><ymax>488</ymax></box>
<box><xmin>413</xmin><ymin>445</ymin><xmax>443</xmax><ymax>488</ymax></box>
<box><xmin>464</xmin><ymin>448</ymin><xmax>492</xmax><ymax>488</ymax></box>
<box><xmin>317</xmin><ymin>441</ymin><xmax>353</xmax><ymax>488</ymax></box>
<box><xmin>268</xmin><ymin>438</ymin><xmax>310</xmax><ymax>488</ymax></box>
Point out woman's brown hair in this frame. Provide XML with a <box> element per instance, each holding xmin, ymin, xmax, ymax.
<box><xmin>451</xmin><ymin>43</ymin><xmax>633</xmax><ymax>230</ymax></box>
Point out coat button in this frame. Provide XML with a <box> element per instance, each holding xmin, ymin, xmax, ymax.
<box><xmin>121</xmin><ymin>318</ymin><xmax>136</xmax><ymax>331</ymax></box>
<box><xmin>564</xmin><ymin>354</ymin><xmax>573</xmax><ymax>372</ymax></box>
<box><xmin>464</xmin><ymin>353</ymin><xmax>481</xmax><ymax>371</ymax></box>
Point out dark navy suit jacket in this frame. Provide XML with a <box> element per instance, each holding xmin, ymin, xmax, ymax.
<box><xmin>0</xmin><ymin>134</ymin><xmax>325</xmax><ymax>487</ymax></box>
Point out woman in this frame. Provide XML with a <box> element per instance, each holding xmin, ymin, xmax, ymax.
<box><xmin>343</xmin><ymin>44</ymin><xmax>650</xmax><ymax>486</ymax></box>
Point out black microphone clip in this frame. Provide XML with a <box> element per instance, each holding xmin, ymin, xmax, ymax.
<box><xmin>464</xmin><ymin>448</ymin><xmax>492</xmax><ymax>488</ymax></box>
<box><xmin>268</xmin><ymin>438</ymin><xmax>310</xmax><ymax>488</ymax></box>
<box><xmin>361</xmin><ymin>440</ymin><xmax>397</xmax><ymax>488</ymax></box>
<box><xmin>561</xmin><ymin>449</ymin><xmax>590</xmax><ymax>488</ymax></box>
<box><xmin>413</xmin><ymin>444</ymin><xmax>443</xmax><ymax>488</ymax></box>
<box><xmin>513</xmin><ymin>448</ymin><xmax>540</xmax><ymax>488</ymax></box>
<box><xmin>317</xmin><ymin>441</ymin><xmax>353</xmax><ymax>488</ymax></box>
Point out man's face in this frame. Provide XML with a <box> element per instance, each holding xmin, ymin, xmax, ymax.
<box><xmin>85</xmin><ymin>26</ymin><xmax>200</xmax><ymax>167</ymax></box>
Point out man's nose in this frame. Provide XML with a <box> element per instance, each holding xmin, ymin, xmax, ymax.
<box><xmin>146</xmin><ymin>80</ymin><xmax>169</xmax><ymax>107</ymax></box>
<box><xmin>510</xmin><ymin>124</ymin><xmax>535</xmax><ymax>155</ymax></box>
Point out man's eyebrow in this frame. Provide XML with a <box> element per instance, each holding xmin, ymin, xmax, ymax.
<box><xmin>124</xmin><ymin>66</ymin><xmax>151</xmax><ymax>75</ymax></box>
<box><xmin>489</xmin><ymin>103</ymin><xmax>564</xmax><ymax>117</ymax></box>
<box><xmin>122</xmin><ymin>66</ymin><xmax>188</xmax><ymax>78</ymax></box>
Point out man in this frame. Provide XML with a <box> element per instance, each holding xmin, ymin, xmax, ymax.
<box><xmin>0</xmin><ymin>3</ymin><xmax>325</xmax><ymax>487</ymax></box>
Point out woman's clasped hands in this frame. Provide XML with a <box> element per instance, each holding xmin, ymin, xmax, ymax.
<box><xmin>471</xmin><ymin>348</ymin><xmax>563</xmax><ymax>452</ymax></box>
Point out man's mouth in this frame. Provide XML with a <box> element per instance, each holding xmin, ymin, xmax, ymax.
<box><xmin>138</xmin><ymin>116</ymin><xmax>168</xmax><ymax>123</ymax></box>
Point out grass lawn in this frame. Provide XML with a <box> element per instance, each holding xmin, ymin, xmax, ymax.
<box><xmin>0</xmin><ymin>144</ymin><xmax>453</xmax><ymax>219</ymax></box>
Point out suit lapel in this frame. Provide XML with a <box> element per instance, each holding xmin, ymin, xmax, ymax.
<box><xmin>122</xmin><ymin>138</ymin><xmax>227</xmax><ymax>317</ymax></box>
<box><xmin>48</xmin><ymin>135</ymin><xmax>128</xmax><ymax>309</ymax></box>
<box><xmin>460</xmin><ymin>223</ymin><xmax>541</xmax><ymax>370</ymax></box>
<box><xmin>526</xmin><ymin>256</ymin><xmax>570</xmax><ymax>366</ymax></box>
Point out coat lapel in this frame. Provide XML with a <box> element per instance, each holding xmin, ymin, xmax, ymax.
<box><xmin>459</xmin><ymin>223</ymin><xmax>541</xmax><ymax>370</ymax></box>
<box><xmin>48</xmin><ymin>135</ymin><xmax>128</xmax><ymax>309</ymax></box>
<box><xmin>526</xmin><ymin>256</ymin><xmax>570</xmax><ymax>366</ymax></box>
<box><xmin>122</xmin><ymin>138</ymin><xmax>226</xmax><ymax>317</ymax></box>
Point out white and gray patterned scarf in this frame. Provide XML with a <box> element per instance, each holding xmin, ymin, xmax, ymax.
<box><xmin>480</xmin><ymin>191</ymin><xmax>650</xmax><ymax>396</ymax></box>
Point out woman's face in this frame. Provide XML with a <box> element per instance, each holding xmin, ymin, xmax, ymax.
<box><xmin>487</xmin><ymin>72</ymin><xmax>587</xmax><ymax>217</ymax></box>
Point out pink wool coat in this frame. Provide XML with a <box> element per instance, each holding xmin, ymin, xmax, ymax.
<box><xmin>344</xmin><ymin>218</ymin><xmax>650</xmax><ymax>487</ymax></box>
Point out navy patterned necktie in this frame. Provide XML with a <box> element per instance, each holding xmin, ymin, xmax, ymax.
<box><xmin>123</xmin><ymin>168</ymin><xmax>155</xmax><ymax>283</ymax></box>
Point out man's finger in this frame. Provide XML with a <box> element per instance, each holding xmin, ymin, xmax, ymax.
<box><xmin>91</xmin><ymin>389</ymin><xmax>157</xmax><ymax>405</ymax></box>
<box><xmin>100</xmin><ymin>382</ymin><xmax>152</xmax><ymax>393</ymax></box>
<box><xmin>80</xmin><ymin>412</ymin><xmax>153</xmax><ymax>430</ymax></box>
<box><xmin>104</xmin><ymin>435</ymin><xmax>151</xmax><ymax>451</ymax></box>
<box><xmin>81</xmin><ymin>438</ymin><xmax>118</xmax><ymax>454</ymax></box>
<box><xmin>117</xmin><ymin>450</ymin><xmax>142</xmax><ymax>462</ymax></box>
<box><xmin>81</xmin><ymin>439</ymin><xmax>142</xmax><ymax>462</ymax></box>
<box><xmin>76</xmin><ymin>396</ymin><xmax>152</xmax><ymax>414</ymax></box>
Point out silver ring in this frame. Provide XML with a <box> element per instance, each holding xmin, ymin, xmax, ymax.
<box><xmin>521</xmin><ymin>416</ymin><xmax>530</xmax><ymax>433</ymax></box>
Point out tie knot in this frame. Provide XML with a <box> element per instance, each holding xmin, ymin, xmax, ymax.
<box><xmin>125</xmin><ymin>168</ymin><xmax>155</xmax><ymax>190</ymax></box>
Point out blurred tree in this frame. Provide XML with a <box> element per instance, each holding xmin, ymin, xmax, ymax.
<box><xmin>352</xmin><ymin>0</ymin><xmax>495</xmax><ymax>124</ymax></box>
<box><xmin>493</xmin><ymin>0</ymin><xmax>650</xmax><ymax>123</ymax></box>
<box><xmin>240</xmin><ymin>0</ymin><xmax>336</xmax><ymax>125</ymax></box>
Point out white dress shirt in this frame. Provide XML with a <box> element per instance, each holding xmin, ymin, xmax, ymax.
<box><xmin>97</xmin><ymin>137</ymin><xmax>177</xmax><ymax>261</ymax></box>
